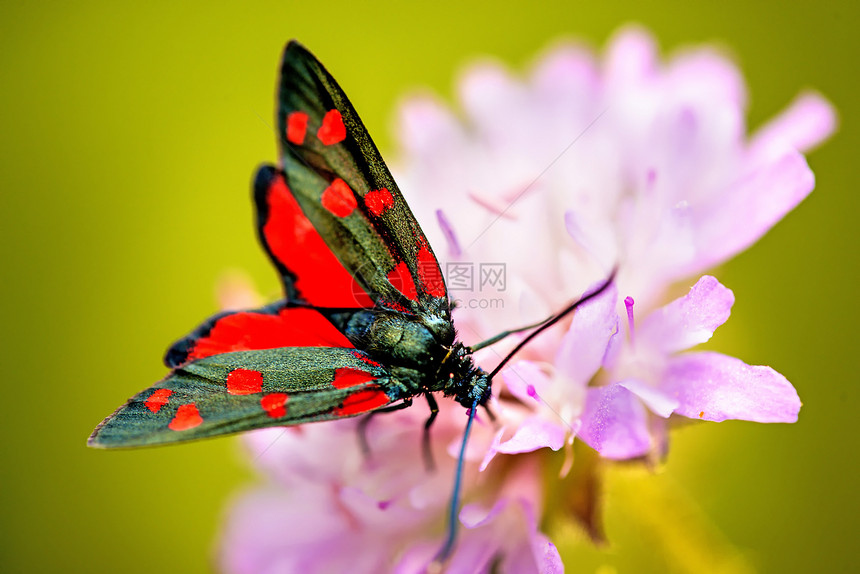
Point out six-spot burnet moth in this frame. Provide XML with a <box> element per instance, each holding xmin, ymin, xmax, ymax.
<box><xmin>88</xmin><ymin>41</ymin><xmax>614</xmax><ymax>563</ymax></box>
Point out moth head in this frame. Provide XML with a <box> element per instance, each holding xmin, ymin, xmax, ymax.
<box><xmin>457</xmin><ymin>370</ymin><xmax>491</xmax><ymax>409</ymax></box>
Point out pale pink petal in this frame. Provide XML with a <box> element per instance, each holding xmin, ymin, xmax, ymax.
<box><xmin>460</xmin><ymin>498</ymin><xmax>508</xmax><ymax>529</ymax></box>
<box><xmin>396</xmin><ymin>94</ymin><xmax>466</xmax><ymax>156</ymax></box>
<box><xmin>530</xmin><ymin>44</ymin><xmax>601</xmax><ymax>150</ymax></box>
<box><xmin>565</xmin><ymin>209</ymin><xmax>619</xmax><ymax>266</ymax></box>
<box><xmin>497</xmin><ymin>526</ymin><xmax>562</xmax><ymax>574</ymax></box>
<box><xmin>392</xmin><ymin>543</ymin><xmax>436</xmax><ymax>574</ymax></box>
<box><xmin>660</xmin><ymin>351</ymin><xmax>801</xmax><ymax>422</ymax></box>
<box><xmin>605</xmin><ymin>27</ymin><xmax>659</xmax><ymax>87</ymax></box>
<box><xmin>393</xmin><ymin>531</ymin><xmax>500</xmax><ymax>574</ymax></box>
<box><xmin>578</xmin><ymin>383</ymin><xmax>651</xmax><ymax>459</ymax></box>
<box><xmin>666</xmin><ymin>50</ymin><xmax>747</xmax><ymax>109</ymax></box>
<box><xmin>495</xmin><ymin>417</ymin><xmax>567</xmax><ymax>455</ymax></box>
<box><xmin>480</xmin><ymin>416</ymin><xmax>569</xmax><ymax>472</ymax></box>
<box><xmin>618</xmin><ymin>379</ymin><xmax>679</xmax><ymax>418</ymax></box>
<box><xmin>458</xmin><ymin>61</ymin><xmax>529</xmax><ymax>141</ymax></box>
<box><xmin>639</xmin><ymin>275</ymin><xmax>735</xmax><ymax>354</ymax></box>
<box><xmin>531</xmin><ymin>44</ymin><xmax>599</xmax><ymax>100</ymax></box>
<box><xmin>436</xmin><ymin>528</ymin><xmax>499</xmax><ymax>574</ymax></box>
<box><xmin>478</xmin><ymin>427</ymin><xmax>504</xmax><ymax>472</ymax></box>
<box><xmin>517</xmin><ymin>487</ymin><xmax>564</xmax><ymax>574</ymax></box>
<box><xmin>750</xmin><ymin>92</ymin><xmax>837</xmax><ymax>163</ymax></box>
<box><xmin>220</xmin><ymin>486</ymin><xmax>385</xmax><ymax>574</ymax></box>
<box><xmin>501</xmin><ymin>360</ymin><xmax>553</xmax><ymax>405</ymax></box>
<box><xmin>531</xmin><ymin>533</ymin><xmax>563</xmax><ymax>574</ymax></box>
<box><xmin>555</xmin><ymin>282</ymin><xmax>618</xmax><ymax>385</ymax></box>
<box><xmin>691</xmin><ymin>148</ymin><xmax>815</xmax><ymax>272</ymax></box>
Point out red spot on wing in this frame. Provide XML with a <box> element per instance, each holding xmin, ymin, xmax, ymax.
<box><xmin>262</xmin><ymin>175</ymin><xmax>373</xmax><ymax>307</ymax></box>
<box><xmin>332</xmin><ymin>367</ymin><xmax>376</xmax><ymax>389</ymax></box>
<box><xmin>334</xmin><ymin>387</ymin><xmax>390</xmax><ymax>416</ymax></box>
<box><xmin>382</xmin><ymin>300</ymin><xmax>410</xmax><ymax>314</ymax></box>
<box><xmin>364</xmin><ymin>188</ymin><xmax>395</xmax><ymax>216</ymax></box>
<box><xmin>262</xmin><ymin>393</ymin><xmax>288</xmax><ymax>418</ymax></box>
<box><xmin>145</xmin><ymin>388</ymin><xmax>173</xmax><ymax>413</ymax></box>
<box><xmin>227</xmin><ymin>369</ymin><xmax>264</xmax><ymax>395</ymax></box>
<box><xmin>353</xmin><ymin>351</ymin><xmax>383</xmax><ymax>368</ymax></box>
<box><xmin>286</xmin><ymin>111</ymin><xmax>308</xmax><ymax>145</ymax></box>
<box><xmin>387</xmin><ymin>261</ymin><xmax>418</xmax><ymax>301</ymax></box>
<box><xmin>321</xmin><ymin>178</ymin><xmax>357</xmax><ymax>217</ymax></box>
<box><xmin>188</xmin><ymin>308</ymin><xmax>354</xmax><ymax>362</ymax></box>
<box><xmin>317</xmin><ymin>109</ymin><xmax>346</xmax><ymax>145</ymax></box>
<box><xmin>169</xmin><ymin>404</ymin><xmax>203</xmax><ymax>431</ymax></box>
<box><xmin>417</xmin><ymin>245</ymin><xmax>446</xmax><ymax>297</ymax></box>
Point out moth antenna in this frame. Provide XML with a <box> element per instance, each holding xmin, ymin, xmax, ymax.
<box><xmin>488</xmin><ymin>269</ymin><xmax>616</xmax><ymax>380</ymax></box>
<box><xmin>432</xmin><ymin>399</ymin><xmax>479</xmax><ymax>566</ymax></box>
<box><xmin>468</xmin><ymin>315</ymin><xmax>551</xmax><ymax>352</ymax></box>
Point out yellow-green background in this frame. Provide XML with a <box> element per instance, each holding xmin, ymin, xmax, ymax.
<box><xmin>1</xmin><ymin>2</ymin><xmax>855</xmax><ymax>573</ymax></box>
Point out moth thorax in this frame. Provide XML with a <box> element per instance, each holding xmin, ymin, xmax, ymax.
<box><xmin>357</xmin><ymin>312</ymin><xmax>443</xmax><ymax>369</ymax></box>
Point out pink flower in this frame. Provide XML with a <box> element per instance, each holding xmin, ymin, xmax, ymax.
<box><xmin>219</xmin><ymin>27</ymin><xmax>834</xmax><ymax>572</ymax></box>
<box><xmin>220</xmin><ymin>401</ymin><xmax>560</xmax><ymax>573</ymax></box>
<box><xmin>395</xmin><ymin>26</ymin><xmax>833</xmax><ymax>461</ymax></box>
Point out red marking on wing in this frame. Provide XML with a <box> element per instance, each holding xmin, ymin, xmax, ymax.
<box><xmin>417</xmin><ymin>245</ymin><xmax>446</xmax><ymax>297</ymax></box>
<box><xmin>387</xmin><ymin>261</ymin><xmax>418</xmax><ymax>301</ymax></box>
<box><xmin>261</xmin><ymin>393</ymin><xmax>288</xmax><ymax>418</ymax></box>
<box><xmin>227</xmin><ymin>369</ymin><xmax>264</xmax><ymax>395</ymax></box>
<box><xmin>364</xmin><ymin>188</ymin><xmax>394</xmax><ymax>216</ymax></box>
<box><xmin>262</xmin><ymin>175</ymin><xmax>373</xmax><ymax>307</ymax></box>
<box><xmin>353</xmin><ymin>351</ymin><xmax>383</xmax><ymax>368</ymax></box>
<box><xmin>145</xmin><ymin>388</ymin><xmax>173</xmax><ymax>413</ymax></box>
<box><xmin>169</xmin><ymin>404</ymin><xmax>203</xmax><ymax>431</ymax></box>
<box><xmin>332</xmin><ymin>367</ymin><xmax>376</xmax><ymax>389</ymax></box>
<box><xmin>382</xmin><ymin>300</ymin><xmax>410</xmax><ymax>314</ymax></box>
<box><xmin>334</xmin><ymin>387</ymin><xmax>390</xmax><ymax>416</ymax></box>
<box><xmin>321</xmin><ymin>178</ymin><xmax>357</xmax><ymax>217</ymax></box>
<box><xmin>317</xmin><ymin>109</ymin><xmax>346</xmax><ymax>145</ymax></box>
<box><xmin>286</xmin><ymin>111</ymin><xmax>308</xmax><ymax>145</ymax></box>
<box><xmin>188</xmin><ymin>308</ymin><xmax>354</xmax><ymax>362</ymax></box>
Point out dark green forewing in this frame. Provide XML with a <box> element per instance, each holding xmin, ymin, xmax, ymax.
<box><xmin>89</xmin><ymin>348</ymin><xmax>396</xmax><ymax>448</ymax></box>
<box><xmin>266</xmin><ymin>41</ymin><xmax>449</xmax><ymax>318</ymax></box>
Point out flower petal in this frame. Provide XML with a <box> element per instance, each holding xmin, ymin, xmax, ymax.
<box><xmin>619</xmin><ymin>379</ymin><xmax>679</xmax><ymax>418</ymax></box>
<box><xmin>749</xmin><ymin>92</ymin><xmax>837</xmax><ymax>164</ymax></box>
<box><xmin>691</xmin><ymin>148</ymin><xmax>815</xmax><ymax>271</ymax></box>
<box><xmin>396</xmin><ymin>94</ymin><xmax>466</xmax><ymax>156</ymax></box>
<box><xmin>495</xmin><ymin>417</ymin><xmax>568</xmax><ymax>455</ymax></box>
<box><xmin>460</xmin><ymin>499</ymin><xmax>508</xmax><ymax>529</ymax></box>
<box><xmin>578</xmin><ymin>383</ymin><xmax>651</xmax><ymax>459</ymax></box>
<box><xmin>520</xmin><ymin>495</ymin><xmax>564</xmax><ymax>574</ymax></box>
<box><xmin>530</xmin><ymin>533</ymin><xmax>564</xmax><ymax>574</ymax></box>
<box><xmin>639</xmin><ymin>275</ymin><xmax>735</xmax><ymax>354</ymax></box>
<box><xmin>661</xmin><ymin>351</ymin><xmax>801</xmax><ymax>422</ymax></box>
<box><xmin>502</xmin><ymin>360</ymin><xmax>553</xmax><ymax>405</ymax></box>
<box><xmin>555</xmin><ymin>281</ymin><xmax>618</xmax><ymax>385</ymax></box>
<box><xmin>605</xmin><ymin>27</ymin><xmax>658</xmax><ymax>89</ymax></box>
<box><xmin>667</xmin><ymin>49</ymin><xmax>747</xmax><ymax>109</ymax></box>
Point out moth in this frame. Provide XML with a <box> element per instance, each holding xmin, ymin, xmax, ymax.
<box><xmin>89</xmin><ymin>41</ymin><xmax>612</xmax><ymax>560</ymax></box>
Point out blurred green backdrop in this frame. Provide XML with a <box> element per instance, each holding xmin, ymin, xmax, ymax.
<box><xmin>1</xmin><ymin>1</ymin><xmax>856</xmax><ymax>573</ymax></box>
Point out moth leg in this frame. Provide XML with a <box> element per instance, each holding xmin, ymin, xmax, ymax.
<box><xmin>357</xmin><ymin>398</ymin><xmax>412</xmax><ymax>460</ymax></box>
<box><xmin>423</xmin><ymin>394</ymin><xmax>440</xmax><ymax>473</ymax></box>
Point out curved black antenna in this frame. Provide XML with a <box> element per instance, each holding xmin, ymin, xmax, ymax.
<box><xmin>469</xmin><ymin>315</ymin><xmax>552</xmax><ymax>352</ymax></box>
<box><xmin>488</xmin><ymin>269</ymin><xmax>617</xmax><ymax>380</ymax></box>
